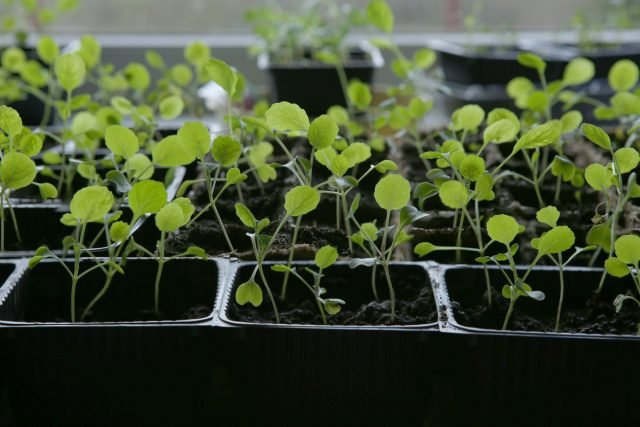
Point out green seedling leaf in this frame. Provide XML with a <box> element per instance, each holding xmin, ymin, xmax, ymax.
<box><xmin>563</xmin><ymin>57</ymin><xmax>595</xmax><ymax>86</ymax></box>
<box><xmin>265</xmin><ymin>102</ymin><xmax>310</xmax><ymax>132</ymax></box>
<box><xmin>581</xmin><ymin>123</ymin><xmax>611</xmax><ymax>150</ymax></box>
<box><xmin>178</xmin><ymin>121</ymin><xmax>211</xmax><ymax>160</ymax></box>
<box><xmin>451</xmin><ymin>104</ymin><xmax>485</xmax><ymax>132</ymax></box>
<box><xmin>235</xmin><ymin>280</ymin><xmax>263</xmax><ymax>307</ymax></box>
<box><xmin>475</xmin><ymin>174</ymin><xmax>495</xmax><ymax>201</ymax></box>
<box><xmin>159</xmin><ymin>96</ymin><xmax>184</xmax><ymax>120</ymax></box>
<box><xmin>284</xmin><ymin>185</ymin><xmax>320</xmax><ymax>217</ymax></box>
<box><xmin>185</xmin><ymin>246</ymin><xmax>207</xmax><ymax>259</ymax></box>
<box><xmin>185</xmin><ymin>41</ymin><xmax>210</xmax><ymax>66</ymax></box>
<box><xmin>54</xmin><ymin>53</ymin><xmax>85</xmax><ymax>92</ymax></box>
<box><xmin>367</xmin><ymin>0</ymin><xmax>394</xmax><ymax>33</ymax></box>
<box><xmin>560</xmin><ymin>110</ymin><xmax>583</xmax><ymax>133</ymax></box>
<box><xmin>235</xmin><ymin>203</ymin><xmax>256</xmax><ymax>229</ymax></box>
<box><xmin>400</xmin><ymin>205</ymin><xmax>428</xmax><ymax>226</ymax></box>
<box><xmin>585</xmin><ymin>163</ymin><xmax>614</xmax><ymax>192</ymax></box>
<box><xmin>204</xmin><ymin>58</ymin><xmax>237</xmax><ymax>95</ymax></box>
<box><xmin>342</xmin><ymin>143</ymin><xmax>371</xmax><ymax>166</ymax></box>
<box><xmin>609</xmin><ymin>59</ymin><xmax>639</xmax><ymax>92</ymax></box>
<box><xmin>105</xmin><ymin>125</ymin><xmax>138</xmax><ymax>159</ymax></box>
<box><xmin>308</xmin><ymin>115</ymin><xmax>338</xmax><ymax>149</ymax></box>
<box><xmin>124</xmin><ymin>63</ymin><xmax>151</xmax><ymax>91</ymax></box>
<box><xmin>211</xmin><ymin>136</ymin><xmax>242</xmax><ymax>167</ymax></box>
<box><xmin>605</xmin><ymin>257</ymin><xmax>630</xmax><ymax>278</ymax></box>
<box><xmin>224</xmin><ymin>168</ymin><xmax>246</xmax><ymax>185</ymax></box>
<box><xmin>123</xmin><ymin>153</ymin><xmax>153</xmax><ymax>180</ymax></box>
<box><xmin>551</xmin><ymin>155</ymin><xmax>576</xmax><ymax>181</ymax></box>
<box><xmin>0</xmin><ymin>151</ymin><xmax>36</xmax><ymax>190</ymax></box>
<box><xmin>438</xmin><ymin>180</ymin><xmax>468</xmax><ymax>210</ymax></box>
<box><xmin>536</xmin><ymin>206</ymin><xmax>560</xmax><ymax>228</ymax></box>
<box><xmin>78</xmin><ymin>35</ymin><xmax>101</xmax><ymax>69</ymax></box>
<box><xmin>155</xmin><ymin>198</ymin><xmax>194</xmax><ymax>232</ymax></box>
<box><xmin>513</xmin><ymin>122</ymin><xmax>560</xmax><ymax>152</ymax></box>
<box><xmin>70</xmin><ymin>186</ymin><xmax>114</xmax><ymax>224</ymax></box>
<box><xmin>375</xmin><ymin>160</ymin><xmax>397</xmax><ymax>173</ymax></box>
<box><xmin>487</xmin><ymin>108</ymin><xmax>519</xmax><ymax>127</ymax></box>
<box><xmin>537</xmin><ymin>226</ymin><xmax>575</xmax><ymax>256</ymax></box>
<box><xmin>611</xmin><ymin>92</ymin><xmax>640</xmax><ymax>116</ymax></box>
<box><xmin>374</xmin><ymin>174</ymin><xmax>411</xmax><ymax>211</ymax></box>
<box><xmin>414</xmin><ymin>242</ymin><xmax>438</xmax><ymax>257</ymax></box>
<box><xmin>153</xmin><ymin>135</ymin><xmax>196</xmax><ymax>167</ymax></box>
<box><xmin>517</xmin><ymin>52</ymin><xmax>546</xmax><ymax>73</ymax></box>
<box><xmin>460</xmin><ymin>155</ymin><xmax>485</xmax><ymax>181</ymax></box>
<box><xmin>487</xmin><ymin>215</ymin><xmax>520</xmax><ymax>245</ymax></box>
<box><xmin>106</xmin><ymin>170</ymin><xmax>130</xmax><ymax>193</ymax></box>
<box><xmin>0</xmin><ymin>105</ymin><xmax>23</xmax><ymax>136</ymax></box>
<box><xmin>348</xmin><ymin>80</ymin><xmax>373</xmax><ymax>110</ymax></box>
<box><xmin>586</xmin><ymin>223</ymin><xmax>612</xmax><ymax>252</ymax></box>
<box><xmin>109</xmin><ymin>221</ymin><xmax>131</xmax><ymax>243</ymax></box>
<box><xmin>614</xmin><ymin>148</ymin><xmax>640</xmax><ymax>174</ymax></box>
<box><xmin>483</xmin><ymin>119</ymin><xmax>518</xmax><ymax>145</ymax></box>
<box><xmin>129</xmin><ymin>180</ymin><xmax>167</xmax><ymax>218</ymax></box>
<box><xmin>271</xmin><ymin>264</ymin><xmax>292</xmax><ymax>273</ymax></box>
<box><xmin>614</xmin><ymin>234</ymin><xmax>640</xmax><ymax>266</ymax></box>
<box><xmin>37</xmin><ymin>182</ymin><xmax>58</xmax><ymax>200</ymax></box>
<box><xmin>315</xmin><ymin>245</ymin><xmax>338</xmax><ymax>269</ymax></box>
<box><xmin>37</xmin><ymin>36</ymin><xmax>59</xmax><ymax>64</ymax></box>
<box><xmin>324</xmin><ymin>299</ymin><xmax>344</xmax><ymax>315</ymax></box>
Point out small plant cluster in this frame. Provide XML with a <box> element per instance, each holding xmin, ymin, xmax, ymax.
<box><xmin>0</xmin><ymin>0</ymin><xmax>637</xmax><ymax>332</ymax></box>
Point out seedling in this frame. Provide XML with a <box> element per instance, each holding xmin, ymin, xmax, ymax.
<box><xmin>605</xmin><ymin>234</ymin><xmax>640</xmax><ymax>334</ymax></box>
<box><xmin>349</xmin><ymin>174</ymin><xmax>424</xmax><ymax>319</ymax></box>
<box><xmin>126</xmin><ymin>196</ymin><xmax>205</xmax><ymax>316</ymax></box>
<box><xmin>29</xmin><ymin>185</ymin><xmax>120</xmax><ymax>322</ymax></box>
<box><xmin>0</xmin><ymin>106</ymin><xmax>58</xmax><ymax>251</ymax></box>
<box><xmin>235</xmin><ymin>185</ymin><xmax>321</xmax><ymax>323</ymax></box>
<box><xmin>272</xmin><ymin>245</ymin><xmax>345</xmax><ymax>325</ymax></box>
<box><xmin>533</xmin><ymin>206</ymin><xmax>595</xmax><ymax>331</ymax></box>
<box><xmin>580</xmin><ymin>123</ymin><xmax>640</xmax><ymax>292</ymax></box>
<box><xmin>80</xmin><ymin>180</ymin><xmax>168</xmax><ymax>320</ymax></box>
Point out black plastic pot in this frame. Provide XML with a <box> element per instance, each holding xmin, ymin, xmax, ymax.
<box><xmin>217</xmin><ymin>260</ymin><xmax>439</xmax><ymax>426</ymax></box>
<box><xmin>427</xmin><ymin>264</ymin><xmax>640</xmax><ymax>427</ymax></box>
<box><xmin>0</xmin><ymin>257</ymin><xmax>228</xmax><ymax>427</ymax></box>
<box><xmin>260</xmin><ymin>45</ymin><xmax>384</xmax><ymax>116</ymax></box>
<box><xmin>431</xmin><ymin>40</ymin><xmax>567</xmax><ymax>86</ymax></box>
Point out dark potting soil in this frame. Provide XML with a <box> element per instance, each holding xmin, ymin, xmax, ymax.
<box><xmin>76</xmin><ymin>304</ymin><xmax>211</xmax><ymax>323</ymax></box>
<box><xmin>166</xmin><ymin>219</ymin><xmax>349</xmax><ymax>259</ymax></box>
<box><xmin>451</xmin><ymin>280</ymin><xmax>640</xmax><ymax>335</ymax></box>
<box><xmin>230</xmin><ymin>266</ymin><xmax>437</xmax><ymax>326</ymax></box>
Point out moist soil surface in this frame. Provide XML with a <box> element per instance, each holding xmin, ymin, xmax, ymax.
<box><xmin>166</xmin><ymin>220</ymin><xmax>349</xmax><ymax>259</ymax></box>
<box><xmin>230</xmin><ymin>267</ymin><xmax>438</xmax><ymax>326</ymax></box>
<box><xmin>452</xmin><ymin>287</ymin><xmax>640</xmax><ymax>335</ymax></box>
<box><xmin>28</xmin><ymin>303</ymin><xmax>212</xmax><ymax>323</ymax></box>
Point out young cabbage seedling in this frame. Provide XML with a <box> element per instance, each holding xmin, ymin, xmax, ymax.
<box><xmin>349</xmin><ymin>174</ymin><xmax>423</xmax><ymax>320</ymax></box>
<box><xmin>271</xmin><ymin>245</ymin><xmax>345</xmax><ymax>325</ymax></box>
<box><xmin>533</xmin><ymin>206</ymin><xmax>595</xmax><ymax>331</ymax></box>
<box><xmin>580</xmin><ymin>123</ymin><xmax>640</xmax><ymax>292</ymax></box>
<box><xmin>29</xmin><ymin>185</ymin><xmax>120</xmax><ymax>322</ymax></box>
<box><xmin>482</xmin><ymin>215</ymin><xmax>546</xmax><ymax>330</ymax></box>
<box><xmin>80</xmin><ymin>180</ymin><xmax>168</xmax><ymax>320</ymax></box>
<box><xmin>0</xmin><ymin>106</ymin><xmax>58</xmax><ymax>251</ymax></box>
<box><xmin>127</xmin><ymin>196</ymin><xmax>205</xmax><ymax>317</ymax></box>
<box><xmin>605</xmin><ymin>234</ymin><xmax>640</xmax><ymax>334</ymax></box>
<box><xmin>235</xmin><ymin>185</ymin><xmax>321</xmax><ymax>323</ymax></box>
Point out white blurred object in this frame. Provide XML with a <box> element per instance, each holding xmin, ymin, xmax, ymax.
<box><xmin>198</xmin><ymin>82</ymin><xmax>228</xmax><ymax>112</ymax></box>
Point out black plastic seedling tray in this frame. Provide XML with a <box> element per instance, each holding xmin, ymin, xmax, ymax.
<box><xmin>217</xmin><ymin>260</ymin><xmax>439</xmax><ymax>426</ymax></box>
<box><xmin>427</xmin><ymin>264</ymin><xmax>640</xmax><ymax>427</ymax></box>
<box><xmin>0</xmin><ymin>257</ymin><xmax>229</xmax><ymax>427</ymax></box>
